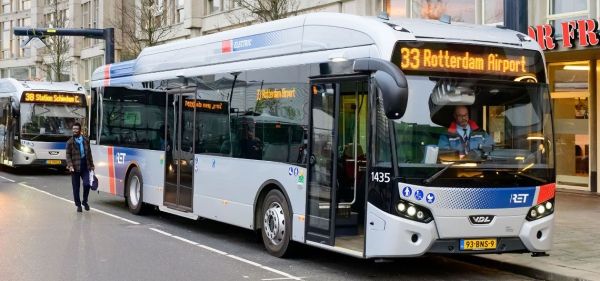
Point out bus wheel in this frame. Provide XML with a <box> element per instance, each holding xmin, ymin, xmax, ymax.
<box><xmin>261</xmin><ymin>189</ymin><xmax>292</xmax><ymax>257</ymax></box>
<box><xmin>126</xmin><ymin>167</ymin><xmax>145</xmax><ymax>215</ymax></box>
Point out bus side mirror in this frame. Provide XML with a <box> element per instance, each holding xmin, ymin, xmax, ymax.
<box><xmin>353</xmin><ymin>58</ymin><xmax>408</xmax><ymax>119</ymax></box>
<box><xmin>374</xmin><ymin>71</ymin><xmax>408</xmax><ymax>119</ymax></box>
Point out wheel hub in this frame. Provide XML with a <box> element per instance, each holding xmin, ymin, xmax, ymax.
<box><xmin>263</xmin><ymin>202</ymin><xmax>285</xmax><ymax>245</ymax></box>
<box><xmin>129</xmin><ymin>176</ymin><xmax>140</xmax><ymax>206</ymax></box>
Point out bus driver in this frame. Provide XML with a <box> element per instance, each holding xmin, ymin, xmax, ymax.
<box><xmin>438</xmin><ymin>105</ymin><xmax>493</xmax><ymax>158</ymax></box>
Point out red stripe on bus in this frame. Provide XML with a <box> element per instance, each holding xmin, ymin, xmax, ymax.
<box><xmin>537</xmin><ymin>183</ymin><xmax>555</xmax><ymax>204</ymax></box>
<box><xmin>107</xmin><ymin>146</ymin><xmax>116</xmax><ymax>195</ymax></box>
<box><xmin>103</xmin><ymin>65</ymin><xmax>110</xmax><ymax>86</ymax></box>
<box><xmin>221</xmin><ymin>40</ymin><xmax>232</xmax><ymax>53</ymax></box>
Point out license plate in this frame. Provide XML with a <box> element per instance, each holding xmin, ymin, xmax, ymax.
<box><xmin>460</xmin><ymin>238</ymin><xmax>497</xmax><ymax>251</ymax></box>
<box><xmin>46</xmin><ymin>160</ymin><xmax>62</xmax><ymax>165</ymax></box>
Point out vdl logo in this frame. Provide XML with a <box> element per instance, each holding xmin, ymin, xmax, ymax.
<box><xmin>469</xmin><ymin>215</ymin><xmax>494</xmax><ymax>225</ymax></box>
<box><xmin>510</xmin><ymin>193</ymin><xmax>530</xmax><ymax>204</ymax></box>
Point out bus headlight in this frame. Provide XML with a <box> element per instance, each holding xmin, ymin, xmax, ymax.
<box><xmin>396</xmin><ymin>199</ymin><xmax>433</xmax><ymax>223</ymax></box>
<box><xmin>15</xmin><ymin>143</ymin><xmax>34</xmax><ymax>154</ymax></box>
<box><xmin>526</xmin><ymin>198</ymin><xmax>555</xmax><ymax>221</ymax></box>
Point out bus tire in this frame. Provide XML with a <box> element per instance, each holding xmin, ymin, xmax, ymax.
<box><xmin>261</xmin><ymin>189</ymin><xmax>292</xmax><ymax>257</ymax></box>
<box><xmin>126</xmin><ymin>167</ymin><xmax>145</xmax><ymax>215</ymax></box>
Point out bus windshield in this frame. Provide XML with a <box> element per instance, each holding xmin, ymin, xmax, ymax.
<box><xmin>391</xmin><ymin>76</ymin><xmax>554</xmax><ymax>187</ymax></box>
<box><xmin>20</xmin><ymin>103</ymin><xmax>86</xmax><ymax>141</ymax></box>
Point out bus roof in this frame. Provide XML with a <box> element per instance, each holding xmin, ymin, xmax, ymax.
<box><xmin>0</xmin><ymin>78</ymin><xmax>85</xmax><ymax>94</ymax></box>
<box><xmin>92</xmin><ymin>12</ymin><xmax>543</xmax><ymax>86</ymax></box>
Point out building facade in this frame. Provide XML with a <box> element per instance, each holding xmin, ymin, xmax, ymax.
<box><xmin>2</xmin><ymin>0</ymin><xmax>598</xmax><ymax>193</ymax></box>
<box><xmin>529</xmin><ymin>0</ymin><xmax>600</xmax><ymax>193</ymax></box>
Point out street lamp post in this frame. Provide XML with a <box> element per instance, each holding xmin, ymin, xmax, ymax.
<box><xmin>13</xmin><ymin>27</ymin><xmax>115</xmax><ymax>64</ymax></box>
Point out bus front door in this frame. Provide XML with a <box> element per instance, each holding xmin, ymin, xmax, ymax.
<box><xmin>164</xmin><ymin>93</ymin><xmax>195</xmax><ymax>211</ymax></box>
<box><xmin>306</xmin><ymin>77</ymin><xmax>368</xmax><ymax>255</ymax></box>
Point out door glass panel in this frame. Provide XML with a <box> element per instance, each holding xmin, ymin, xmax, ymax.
<box><xmin>335</xmin><ymin>81</ymin><xmax>367</xmax><ymax>253</ymax></box>
<box><xmin>164</xmin><ymin>94</ymin><xmax>178</xmax><ymax>205</ymax></box>
<box><xmin>179</xmin><ymin>95</ymin><xmax>195</xmax><ymax>209</ymax></box>
<box><xmin>549</xmin><ymin>62</ymin><xmax>589</xmax><ymax>189</ymax></box>
<box><xmin>307</xmin><ymin>83</ymin><xmax>336</xmax><ymax>243</ymax></box>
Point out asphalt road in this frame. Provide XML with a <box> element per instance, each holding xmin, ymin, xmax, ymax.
<box><xmin>0</xmin><ymin>167</ymin><xmax>535</xmax><ymax>281</ymax></box>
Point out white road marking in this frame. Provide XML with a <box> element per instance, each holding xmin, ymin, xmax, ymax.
<box><xmin>18</xmin><ymin>182</ymin><xmax>140</xmax><ymax>225</ymax></box>
<box><xmin>171</xmin><ymin>235</ymin><xmax>199</xmax><ymax>246</ymax></box>
<box><xmin>149</xmin><ymin>228</ymin><xmax>173</xmax><ymax>236</ymax></box>
<box><xmin>17</xmin><ymin>180</ymin><xmax>303</xmax><ymax>281</ymax></box>
<box><xmin>227</xmin><ymin>254</ymin><xmax>262</xmax><ymax>267</ymax></box>
<box><xmin>260</xmin><ymin>266</ymin><xmax>303</xmax><ymax>281</ymax></box>
<box><xmin>0</xmin><ymin>175</ymin><xmax>16</xmax><ymax>182</ymax></box>
<box><xmin>262</xmin><ymin>277</ymin><xmax>307</xmax><ymax>281</ymax></box>
<box><xmin>92</xmin><ymin>208</ymin><xmax>140</xmax><ymax>225</ymax></box>
<box><xmin>196</xmin><ymin>244</ymin><xmax>228</xmax><ymax>255</ymax></box>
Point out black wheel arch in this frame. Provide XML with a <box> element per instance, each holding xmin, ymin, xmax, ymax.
<box><xmin>253</xmin><ymin>179</ymin><xmax>294</xmax><ymax>231</ymax></box>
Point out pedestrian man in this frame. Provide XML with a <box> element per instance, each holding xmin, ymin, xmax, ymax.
<box><xmin>66</xmin><ymin>122</ymin><xmax>95</xmax><ymax>212</ymax></box>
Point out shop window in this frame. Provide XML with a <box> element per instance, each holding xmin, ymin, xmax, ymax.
<box><xmin>549</xmin><ymin>62</ymin><xmax>590</xmax><ymax>189</ymax></box>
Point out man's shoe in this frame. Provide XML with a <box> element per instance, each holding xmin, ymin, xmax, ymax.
<box><xmin>77</xmin><ymin>206</ymin><xmax>82</xmax><ymax>212</ymax></box>
<box><xmin>83</xmin><ymin>203</ymin><xmax>90</xmax><ymax>211</ymax></box>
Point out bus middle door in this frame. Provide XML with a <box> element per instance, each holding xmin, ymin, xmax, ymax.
<box><xmin>164</xmin><ymin>92</ymin><xmax>195</xmax><ymax>212</ymax></box>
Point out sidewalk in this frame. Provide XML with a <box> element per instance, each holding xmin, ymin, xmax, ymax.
<box><xmin>466</xmin><ymin>190</ymin><xmax>600</xmax><ymax>281</ymax></box>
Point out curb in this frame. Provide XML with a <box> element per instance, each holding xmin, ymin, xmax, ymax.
<box><xmin>456</xmin><ymin>255</ymin><xmax>589</xmax><ymax>281</ymax></box>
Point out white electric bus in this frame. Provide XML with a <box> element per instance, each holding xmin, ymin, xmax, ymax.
<box><xmin>90</xmin><ymin>13</ymin><xmax>556</xmax><ymax>258</ymax></box>
<box><xmin>0</xmin><ymin>78</ymin><xmax>87</xmax><ymax>168</ymax></box>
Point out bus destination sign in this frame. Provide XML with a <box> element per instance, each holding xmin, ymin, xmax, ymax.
<box><xmin>22</xmin><ymin>92</ymin><xmax>83</xmax><ymax>104</ymax></box>
<box><xmin>392</xmin><ymin>42</ymin><xmax>544</xmax><ymax>81</ymax></box>
<box><xmin>184</xmin><ymin>99</ymin><xmax>228</xmax><ymax>113</ymax></box>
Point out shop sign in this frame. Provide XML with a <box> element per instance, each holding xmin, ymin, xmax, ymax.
<box><xmin>528</xmin><ymin>19</ymin><xmax>600</xmax><ymax>50</ymax></box>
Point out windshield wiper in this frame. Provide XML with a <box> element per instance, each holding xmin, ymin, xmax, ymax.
<box><xmin>422</xmin><ymin>160</ymin><xmax>481</xmax><ymax>185</ymax></box>
<box><xmin>71</xmin><ymin>107</ymin><xmax>85</xmax><ymax>118</ymax></box>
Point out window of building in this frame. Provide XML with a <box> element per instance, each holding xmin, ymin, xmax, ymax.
<box><xmin>82</xmin><ymin>56</ymin><xmax>103</xmax><ymax>90</ymax></box>
<box><xmin>2</xmin><ymin>0</ymin><xmax>10</xmax><ymax>14</ymax></box>
<box><xmin>550</xmin><ymin>0</ymin><xmax>587</xmax><ymax>15</ymax></box>
<box><xmin>21</xmin><ymin>0</ymin><xmax>30</xmax><ymax>10</ymax></box>
<box><xmin>177</xmin><ymin>0</ymin><xmax>184</xmax><ymax>23</ymax></box>
<box><xmin>208</xmin><ymin>0</ymin><xmax>221</xmax><ymax>14</ymax></box>
<box><xmin>81</xmin><ymin>1</ymin><xmax>90</xmax><ymax>47</ymax></box>
<box><xmin>386</xmin><ymin>0</ymin><xmax>504</xmax><ymax>25</ymax></box>
<box><xmin>1</xmin><ymin>21</ymin><xmax>10</xmax><ymax>59</ymax></box>
<box><xmin>411</xmin><ymin>0</ymin><xmax>476</xmax><ymax>23</ymax></box>
<box><xmin>9</xmin><ymin>67</ymin><xmax>29</xmax><ymax>80</ymax></box>
<box><xmin>385</xmin><ymin>0</ymin><xmax>407</xmax><ymax>18</ymax></box>
<box><xmin>483</xmin><ymin>0</ymin><xmax>503</xmax><ymax>25</ymax></box>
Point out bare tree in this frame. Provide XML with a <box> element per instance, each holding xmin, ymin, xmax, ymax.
<box><xmin>232</xmin><ymin>0</ymin><xmax>301</xmax><ymax>23</ymax></box>
<box><xmin>112</xmin><ymin>0</ymin><xmax>178</xmax><ymax>61</ymax></box>
<box><xmin>41</xmin><ymin>0</ymin><xmax>71</xmax><ymax>82</ymax></box>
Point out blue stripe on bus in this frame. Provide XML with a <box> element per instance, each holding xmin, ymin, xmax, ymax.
<box><xmin>401</xmin><ymin>186</ymin><xmax>536</xmax><ymax>209</ymax></box>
